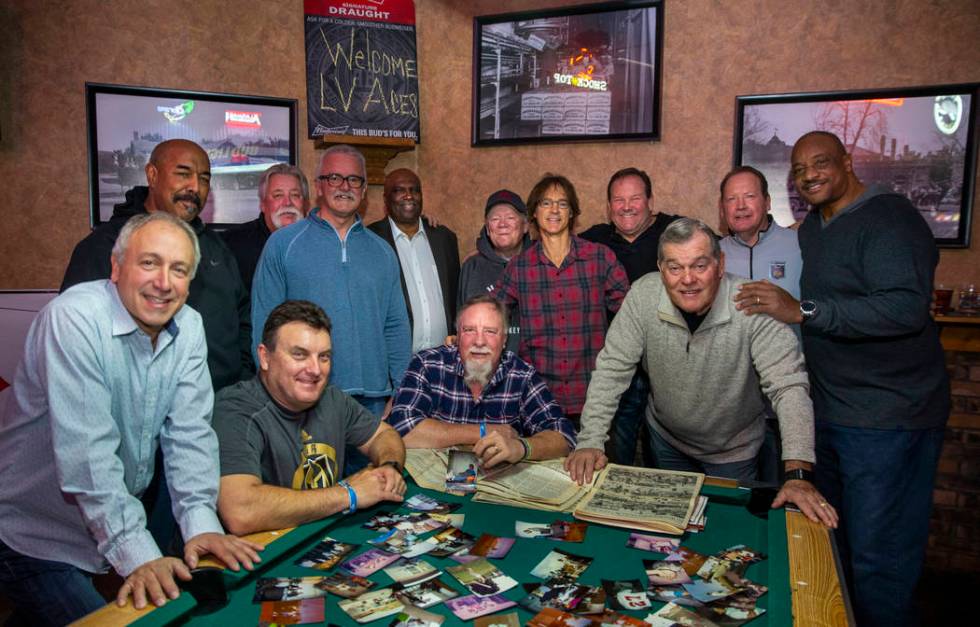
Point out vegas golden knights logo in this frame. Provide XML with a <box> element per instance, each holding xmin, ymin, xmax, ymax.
<box><xmin>292</xmin><ymin>430</ymin><xmax>338</xmax><ymax>490</ymax></box>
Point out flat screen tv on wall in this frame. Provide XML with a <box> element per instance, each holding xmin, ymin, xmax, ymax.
<box><xmin>86</xmin><ymin>83</ymin><xmax>298</xmax><ymax>228</ymax></box>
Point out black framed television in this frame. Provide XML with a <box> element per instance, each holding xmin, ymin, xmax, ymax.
<box><xmin>734</xmin><ymin>83</ymin><xmax>979</xmax><ymax>248</ymax></box>
<box><xmin>472</xmin><ymin>0</ymin><xmax>663</xmax><ymax>147</ymax></box>
<box><xmin>86</xmin><ymin>83</ymin><xmax>299</xmax><ymax>228</ymax></box>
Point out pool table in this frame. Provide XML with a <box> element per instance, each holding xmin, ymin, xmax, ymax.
<box><xmin>72</xmin><ymin>479</ymin><xmax>850</xmax><ymax>626</ymax></box>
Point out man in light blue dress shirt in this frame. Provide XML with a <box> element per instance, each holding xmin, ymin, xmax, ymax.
<box><xmin>0</xmin><ymin>213</ymin><xmax>262</xmax><ymax>625</ymax></box>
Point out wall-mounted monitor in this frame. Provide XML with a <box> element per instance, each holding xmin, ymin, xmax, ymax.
<box><xmin>86</xmin><ymin>83</ymin><xmax>298</xmax><ymax>227</ymax></box>
<box><xmin>734</xmin><ymin>83</ymin><xmax>979</xmax><ymax>248</ymax></box>
<box><xmin>473</xmin><ymin>0</ymin><xmax>663</xmax><ymax>146</ymax></box>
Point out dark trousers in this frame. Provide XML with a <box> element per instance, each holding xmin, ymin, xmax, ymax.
<box><xmin>815</xmin><ymin>421</ymin><xmax>945</xmax><ymax>627</ymax></box>
<box><xmin>606</xmin><ymin>371</ymin><xmax>656</xmax><ymax>466</ymax></box>
<box><xmin>0</xmin><ymin>539</ymin><xmax>105</xmax><ymax>626</ymax></box>
<box><xmin>648</xmin><ymin>428</ymin><xmax>758</xmax><ymax>483</ymax></box>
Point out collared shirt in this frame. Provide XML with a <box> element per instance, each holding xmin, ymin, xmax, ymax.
<box><xmin>0</xmin><ymin>280</ymin><xmax>222</xmax><ymax>576</ymax></box>
<box><xmin>495</xmin><ymin>236</ymin><xmax>629</xmax><ymax>415</ymax></box>
<box><xmin>386</xmin><ymin>345</ymin><xmax>576</xmax><ymax>450</ymax></box>
<box><xmin>389</xmin><ymin>217</ymin><xmax>448</xmax><ymax>353</ymax></box>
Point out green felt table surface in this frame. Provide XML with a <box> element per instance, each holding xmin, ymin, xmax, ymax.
<box><xmin>127</xmin><ymin>482</ymin><xmax>790</xmax><ymax>626</ymax></box>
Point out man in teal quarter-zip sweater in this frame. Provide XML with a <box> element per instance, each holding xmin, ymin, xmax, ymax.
<box><xmin>251</xmin><ymin>145</ymin><xmax>411</xmax><ymax>422</ymax></box>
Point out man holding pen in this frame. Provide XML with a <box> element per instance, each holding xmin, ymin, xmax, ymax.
<box><xmin>387</xmin><ymin>295</ymin><xmax>576</xmax><ymax>467</ymax></box>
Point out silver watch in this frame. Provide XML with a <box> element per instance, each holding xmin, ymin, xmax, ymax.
<box><xmin>800</xmin><ymin>300</ymin><xmax>817</xmax><ymax>322</ymax></box>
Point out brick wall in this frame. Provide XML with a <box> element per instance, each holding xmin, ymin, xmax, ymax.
<box><xmin>928</xmin><ymin>349</ymin><xmax>980</xmax><ymax>572</ymax></box>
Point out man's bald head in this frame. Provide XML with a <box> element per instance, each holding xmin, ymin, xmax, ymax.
<box><xmin>144</xmin><ymin>139</ymin><xmax>212</xmax><ymax>222</ymax></box>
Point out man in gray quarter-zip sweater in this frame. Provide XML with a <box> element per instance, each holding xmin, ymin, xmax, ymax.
<box><xmin>565</xmin><ymin>218</ymin><xmax>837</xmax><ymax>529</ymax></box>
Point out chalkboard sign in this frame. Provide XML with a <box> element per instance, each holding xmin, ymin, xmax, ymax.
<box><xmin>304</xmin><ymin>0</ymin><xmax>420</xmax><ymax>142</ymax></box>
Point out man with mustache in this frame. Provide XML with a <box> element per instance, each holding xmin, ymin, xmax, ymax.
<box><xmin>734</xmin><ymin>131</ymin><xmax>948</xmax><ymax>627</ymax></box>
<box><xmin>61</xmin><ymin>138</ymin><xmax>253</xmax><ymax>391</ymax></box>
<box><xmin>1</xmin><ymin>213</ymin><xmax>262</xmax><ymax>624</ymax></box>
<box><xmin>368</xmin><ymin>168</ymin><xmax>460</xmax><ymax>353</ymax></box>
<box><xmin>213</xmin><ymin>300</ymin><xmax>406</xmax><ymax>536</ymax></box>
<box><xmin>579</xmin><ymin>167</ymin><xmax>681</xmax><ymax>466</ymax></box>
<box><xmin>222</xmin><ymin>164</ymin><xmax>310</xmax><ymax>293</ymax></box>
<box><xmin>387</xmin><ymin>295</ymin><xmax>575</xmax><ymax>468</ymax></box>
<box><xmin>252</xmin><ymin>145</ymin><xmax>411</xmax><ymax>424</ymax></box>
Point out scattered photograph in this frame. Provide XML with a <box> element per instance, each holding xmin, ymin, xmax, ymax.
<box><xmin>647</xmin><ymin>585</ymin><xmax>702</xmax><ymax>608</ymax></box>
<box><xmin>383</xmin><ymin>558</ymin><xmax>440</xmax><ymax>586</ymax></box>
<box><xmin>626</xmin><ymin>532</ymin><xmax>681</xmax><ymax>554</ymax></box>
<box><xmin>341</xmin><ymin>548</ymin><xmax>403</xmax><ymax>577</ymax></box>
<box><xmin>665</xmin><ymin>546</ymin><xmax>708</xmax><ymax>576</ymax></box>
<box><xmin>405</xmin><ymin>494</ymin><xmax>461</xmax><ymax>514</ymax></box>
<box><xmin>695</xmin><ymin>604</ymin><xmax>767</xmax><ymax>626</ymax></box>
<box><xmin>470</xmin><ymin>534</ymin><xmax>516</xmax><ymax>559</ymax></box>
<box><xmin>516</xmin><ymin>520</ymin><xmax>554</xmax><ymax>538</ymax></box>
<box><xmin>392</xmin><ymin>577</ymin><xmax>460</xmax><ymax>609</ymax></box>
<box><xmin>294</xmin><ymin>536</ymin><xmax>357</xmax><ymax>570</ymax></box>
<box><xmin>716</xmin><ymin>545</ymin><xmax>765</xmax><ymax>566</ymax></box>
<box><xmin>592</xmin><ymin>609</ymin><xmax>649</xmax><ymax>626</ymax></box>
<box><xmin>645</xmin><ymin>602</ymin><xmax>719</xmax><ymax>627</ymax></box>
<box><xmin>682</xmin><ymin>578</ymin><xmax>741</xmax><ymax>603</ymax></box>
<box><xmin>644</xmin><ymin>559</ymin><xmax>692</xmax><ymax>586</ymax></box>
<box><xmin>526</xmin><ymin>607</ymin><xmax>594</xmax><ymax>627</ymax></box>
<box><xmin>371</xmin><ymin>529</ymin><xmax>434</xmax><ymax>556</ymax></box>
<box><xmin>338</xmin><ymin>587</ymin><xmax>405</xmax><ymax>624</ymax></box>
<box><xmin>364</xmin><ymin>511</ymin><xmax>446</xmax><ymax>535</ymax></box>
<box><xmin>448</xmin><ymin>549</ymin><xmax>481</xmax><ymax>564</ymax></box>
<box><xmin>519</xmin><ymin>582</ymin><xmax>592</xmax><ymax>614</ymax></box>
<box><xmin>549</xmin><ymin>521</ymin><xmax>587</xmax><ymax>543</ymax></box>
<box><xmin>317</xmin><ymin>572</ymin><xmax>376</xmax><ymax>598</ymax></box>
<box><xmin>474</xmin><ymin>611</ymin><xmax>520</xmax><ymax>627</ymax></box>
<box><xmin>258</xmin><ymin>598</ymin><xmax>325</xmax><ymax>625</ymax></box>
<box><xmin>388</xmin><ymin>604</ymin><xmax>446</xmax><ymax>627</ymax></box>
<box><xmin>446</xmin><ymin>557</ymin><xmax>518</xmax><ymax>597</ymax></box>
<box><xmin>444</xmin><ymin>593</ymin><xmax>517</xmax><ymax>621</ymax></box>
<box><xmin>446</xmin><ymin>450</ymin><xmax>481</xmax><ymax>492</ymax></box>
<box><xmin>428</xmin><ymin>527</ymin><xmax>477</xmax><ymax>557</ymax></box>
<box><xmin>602</xmin><ymin>579</ymin><xmax>651</xmax><ymax>611</ymax></box>
<box><xmin>253</xmin><ymin>577</ymin><xmax>327</xmax><ymax>603</ymax></box>
<box><xmin>530</xmin><ymin>549</ymin><xmax>593</xmax><ymax>583</ymax></box>
<box><xmin>431</xmin><ymin>513</ymin><xmax>465</xmax><ymax>529</ymax></box>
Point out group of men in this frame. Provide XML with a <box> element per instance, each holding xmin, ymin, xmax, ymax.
<box><xmin>0</xmin><ymin>131</ymin><xmax>947</xmax><ymax>627</ymax></box>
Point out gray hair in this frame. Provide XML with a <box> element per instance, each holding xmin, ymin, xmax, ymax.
<box><xmin>257</xmin><ymin>163</ymin><xmax>310</xmax><ymax>202</ymax></box>
<box><xmin>317</xmin><ymin>144</ymin><xmax>367</xmax><ymax>179</ymax></box>
<box><xmin>455</xmin><ymin>294</ymin><xmax>509</xmax><ymax>337</ymax></box>
<box><xmin>112</xmin><ymin>212</ymin><xmax>201</xmax><ymax>278</ymax></box>
<box><xmin>658</xmin><ymin>217</ymin><xmax>721</xmax><ymax>262</ymax></box>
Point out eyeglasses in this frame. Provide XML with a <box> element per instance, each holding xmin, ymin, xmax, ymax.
<box><xmin>538</xmin><ymin>199</ymin><xmax>570</xmax><ymax>211</ymax></box>
<box><xmin>317</xmin><ymin>173</ymin><xmax>366</xmax><ymax>189</ymax></box>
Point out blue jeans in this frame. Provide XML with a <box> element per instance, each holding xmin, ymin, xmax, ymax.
<box><xmin>607</xmin><ymin>371</ymin><xmax>655</xmax><ymax>466</ymax></box>
<box><xmin>815</xmin><ymin>421</ymin><xmax>945</xmax><ymax>627</ymax></box>
<box><xmin>0</xmin><ymin>539</ymin><xmax>106</xmax><ymax>626</ymax></box>
<box><xmin>345</xmin><ymin>395</ymin><xmax>389</xmax><ymax>476</ymax></box>
<box><xmin>648</xmin><ymin>428</ymin><xmax>758</xmax><ymax>483</ymax></box>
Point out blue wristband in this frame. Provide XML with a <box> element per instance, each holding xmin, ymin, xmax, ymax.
<box><xmin>338</xmin><ymin>480</ymin><xmax>357</xmax><ymax>514</ymax></box>
<box><xmin>480</xmin><ymin>422</ymin><xmax>487</xmax><ymax>438</ymax></box>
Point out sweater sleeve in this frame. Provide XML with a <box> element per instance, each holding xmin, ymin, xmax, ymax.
<box><xmin>750</xmin><ymin>315</ymin><xmax>815</xmax><ymax>463</ymax></box>
<box><xmin>805</xmin><ymin>203</ymin><xmax>935</xmax><ymax>339</ymax></box>
<box><xmin>251</xmin><ymin>235</ymin><xmax>288</xmax><ymax>358</ymax></box>
<box><xmin>576</xmin><ymin>280</ymin><xmax>646</xmax><ymax>450</ymax></box>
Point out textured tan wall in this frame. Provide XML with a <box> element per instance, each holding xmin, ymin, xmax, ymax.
<box><xmin>0</xmin><ymin>0</ymin><xmax>978</xmax><ymax>288</ymax></box>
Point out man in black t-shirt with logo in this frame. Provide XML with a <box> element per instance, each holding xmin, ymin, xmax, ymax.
<box><xmin>212</xmin><ymin>300</ymin><xmax>406</xmax><ymax>536</ymax></box>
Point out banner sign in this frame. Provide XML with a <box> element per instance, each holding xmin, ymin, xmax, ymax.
<box><xmin>304</xmin><ymin>0</ymin><xmax>420</xmax><ymax>142</ymax></box>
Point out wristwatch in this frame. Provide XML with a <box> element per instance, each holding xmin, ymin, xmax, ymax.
<box><xmin>380</xmin><ymin>460</ymin><xmax>403</xmax><ymax>474</ymax></box>
<box><xmin>800</xmin><ymin>300</ymin><xmax>817</xmax><ymax>323</ymax></box>
<box><xmin>783</xmin><ymin>468</ymin><xmax>814</xmax><ymax>483</ymax></box>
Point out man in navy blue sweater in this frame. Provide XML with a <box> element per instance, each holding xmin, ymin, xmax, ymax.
<box><xmin>735</xmin><ymin>131</ymin><xmax>948</xmax><ymax>627</ymax></box>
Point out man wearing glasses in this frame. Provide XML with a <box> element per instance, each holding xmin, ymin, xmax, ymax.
<box><xmin>251</xmin><ymin>145</ymin><xmax>411</xmax><ymax>424</ymax></box>
<box><xmin>565</xmin><ymin>218</ymin><xmax>838</xmax><ymax>530</ymax></box>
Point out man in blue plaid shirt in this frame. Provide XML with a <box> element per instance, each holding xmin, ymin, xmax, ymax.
<box><xmin>386</xmin><ymin>295</ymin><xmax>576</xmax><ymax>468</ymax></box>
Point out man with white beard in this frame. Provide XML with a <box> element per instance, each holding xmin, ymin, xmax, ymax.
<box><xmin>222</xmin><ymin>164</ymin><xmax>310</xmax><ymax>293</ymax></box>
<box><xmin>386</xmin><ymin>295</ymin><xmax>576</xmax><ymax>468</ymax></box>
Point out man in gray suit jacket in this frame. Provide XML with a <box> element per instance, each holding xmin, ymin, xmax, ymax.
<box><xmin>368</xmin><ymin>168</ymin><xmax>460</xmax><ymax>353</ymax></box>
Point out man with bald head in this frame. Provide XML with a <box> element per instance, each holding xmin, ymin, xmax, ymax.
<box><xmin>734</xmin><ymin>131</ymin><xmax>948</xmax><ymax>627</ymax></box>
<box><xmin>62</xmin><ymin>138</ymin><xmax>253</xmax><ymax>391</ymax></box>
<box><xmin>368</xmin><ymin>168</ymin><xmax>460</xmax><ymax>353</ymax></box>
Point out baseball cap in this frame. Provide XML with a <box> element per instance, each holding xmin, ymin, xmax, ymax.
<box><xmin>484</xmin><ymin>189</ymin><xmax>527</xmax><ymax>217</ymax></box>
